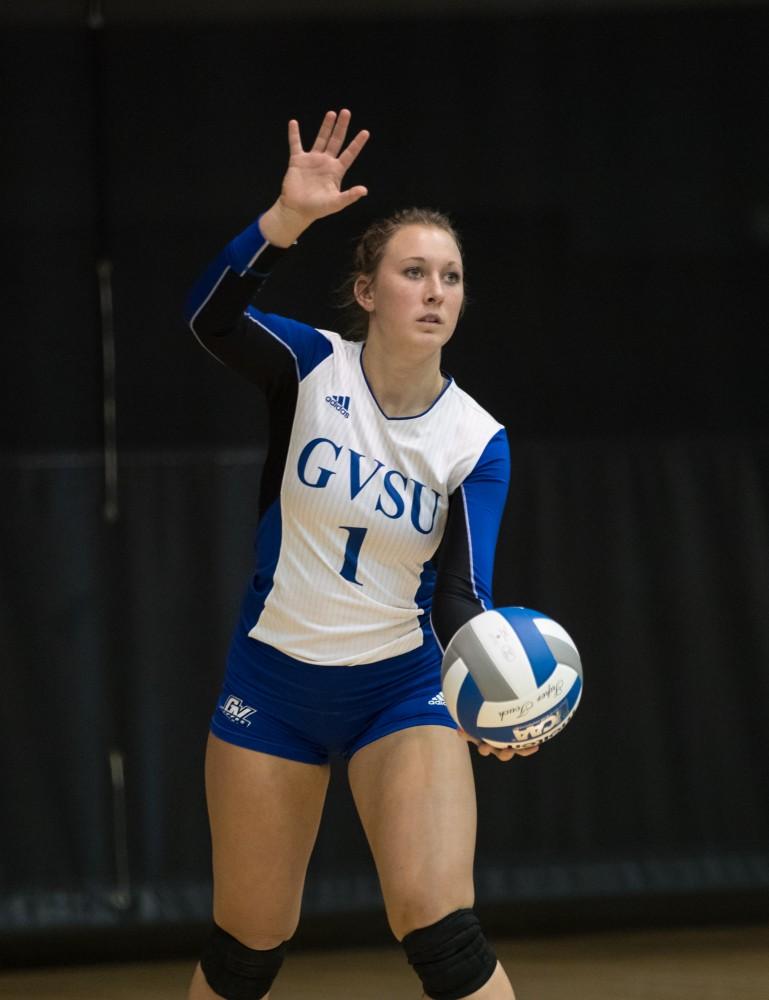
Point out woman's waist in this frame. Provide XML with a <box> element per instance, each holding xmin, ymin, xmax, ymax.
<box><xmin>227</xmin><ymin>627</ymin><xmax>441</xmax><ymax>711</ymax></box>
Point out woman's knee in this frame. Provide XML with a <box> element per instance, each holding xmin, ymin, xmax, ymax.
<box><xmin>213</xmin><ymin>904</ymin><xmax>300</xmax><ymax>952</ymax></box>
<box><xmin>387</xmin><ymin>885</ymin><xmax>474</xmax><ymax>943</ymax></box>
<box><xmin>199</xmin><ymin>923</ymin><xmax>289</xmax><ymax>999</ymax></box>
<box><xmin>400</xmin><ymin>908</ymin><xmax>500</xmax><ymax>1000</ymax></box>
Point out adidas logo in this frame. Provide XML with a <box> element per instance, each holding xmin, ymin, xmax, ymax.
<box><xmin>428</xmin><ymin>692</ymin><xmax>445</xmax><ymax>706</ymax></box>
<box><xmin>325</xmin><ymin>394</ymin><xmax>351</xmax><ymax>419</ymax></box>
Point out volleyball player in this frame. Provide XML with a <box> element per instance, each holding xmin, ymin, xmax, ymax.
<box><xmin>184</xmin><ymin>109</ymin><xmax>537</xmax><ymax>1000</ymax></box>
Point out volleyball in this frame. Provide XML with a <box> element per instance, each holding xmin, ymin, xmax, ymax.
<box><xmin>441</xmin><ymin>606</ymin><xmax>583</xmax><ymax>749</ymax></box>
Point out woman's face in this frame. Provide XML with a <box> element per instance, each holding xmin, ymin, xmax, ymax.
<box><xmin>355</xmin><ymin>225</ymin><xmax>464</xmax><ymax>357</ymax></box>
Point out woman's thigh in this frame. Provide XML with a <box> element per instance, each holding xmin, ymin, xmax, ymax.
<box><xmin>347</xmin><ymin>725</ymin><xmax>477</xmax><ymax>941</ymax></box>
<box><xmin>205</xmin><ymin>732</ymin><xmax>330</xmax><ymax>948</ymax></box>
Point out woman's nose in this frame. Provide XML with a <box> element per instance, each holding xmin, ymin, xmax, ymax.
<box><xmin>425</xmin><ymin>276</ymin><xmax>443</xmax><ymax>302</ymax></box>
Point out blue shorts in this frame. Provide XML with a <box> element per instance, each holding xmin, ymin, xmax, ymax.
<box><xmin>210</xmin><ymin>627</ymin><xmax>456</xmax><ymax>765</ymax></box>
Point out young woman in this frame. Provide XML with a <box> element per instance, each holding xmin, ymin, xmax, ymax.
<box><xmin>184</xmin><ymin>109</ymin><xmax>537</xmax><ymax>1000</ymax></box>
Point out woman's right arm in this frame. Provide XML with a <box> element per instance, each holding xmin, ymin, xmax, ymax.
<box><xmin>183</xmin><ymin>110</ymin><xmax>369</xmax><ymax>385</ymax></box>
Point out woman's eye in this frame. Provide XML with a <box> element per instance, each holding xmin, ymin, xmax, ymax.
<box><xmin>404</xmin><ymin>266</ymin><xmax>422</xmax><ymax>278</ymax></box>
<box><xmin>445</xmin><ymin>271</ymin><xmax>462</xmax><ymax>284</ymax></box>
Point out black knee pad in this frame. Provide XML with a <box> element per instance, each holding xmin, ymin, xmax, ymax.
<box><xmin>402</xmin><ymin>908</ymin><xmax>498</xmax><ymax>1000</ymax></box>
<box><xmin>200</xmin><ymin>923</ymin><xmax>288</xmax><ymax>1000</ymax></box>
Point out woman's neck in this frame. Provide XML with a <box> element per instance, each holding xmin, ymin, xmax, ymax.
<box><xmin>361</xmin><ymin>337</ymin><xmax>445</xmax><ymax>418</ymax></box>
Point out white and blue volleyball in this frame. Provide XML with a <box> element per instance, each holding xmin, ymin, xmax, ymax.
<box><xmin>441</xmin><ymin>606</ymin><xmax>583</xmax><ymax>749</ymax></box>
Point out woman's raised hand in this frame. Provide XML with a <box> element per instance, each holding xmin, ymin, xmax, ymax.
<box><xmin>260</xmin><ymin>109</ymin><xmax>369</xmax><ymax>247</ymax></box>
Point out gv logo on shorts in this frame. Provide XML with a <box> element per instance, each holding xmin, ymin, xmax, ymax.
<box><xmin>220</xmin><ymin>696</ymin><xmax>257</xmax><ymax>726</ymax></box>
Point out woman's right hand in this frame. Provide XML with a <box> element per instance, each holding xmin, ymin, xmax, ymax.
<box><xmin>260</xmin><ymin>109</ymin><xmax>369</xmax><ymax>247</ymax></box>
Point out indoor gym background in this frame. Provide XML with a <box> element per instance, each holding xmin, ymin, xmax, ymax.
<box><xmin>1</xmin><ymin>0</ymin><xmax>768</xmax><ymax>997</ymax></box>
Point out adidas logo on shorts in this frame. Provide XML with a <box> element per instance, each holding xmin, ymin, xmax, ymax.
<box><xmin>428</xmin><ymin>692</ymin><xmax>445</xmax><ymax>706</ymax></box>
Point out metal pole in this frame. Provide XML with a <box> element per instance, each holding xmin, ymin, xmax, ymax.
<box><xmin>85</xmin><ymin>0</ymin><xmax>105</xmax><ymax>30</ymax></box>
<box><xmin>98</xmin><ymin>257</ymin><xmax>119</xmax><ymax>523</ymax></box>
<box><xmin>86</xmin><ymin>0</ymin><xmax>119</xmax><ymax>524</ymax></box>
<box><xmin>87</xmin><ymin>0</ymin><xmax>130</xmax><ymax>914</ymax></box>
<box><xmin>108</xmin><ymin>749</ymin><xmax>132</xmax><ymax>911</ymax></box>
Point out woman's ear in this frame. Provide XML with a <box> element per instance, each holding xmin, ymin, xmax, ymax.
<box><xmin>353</xmin><ymin>274</ymin><xmax>375</xmax><ymax>313</ymax></box>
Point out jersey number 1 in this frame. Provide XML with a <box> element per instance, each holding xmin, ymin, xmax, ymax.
<box><xmin>339</xmin><ymin>526</ymin><xmax>367</xmax><ymax>586</ymax></box>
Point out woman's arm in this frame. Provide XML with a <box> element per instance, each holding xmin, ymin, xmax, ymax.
<box><xmin>183</xmin><ymin>110</ymin><xmax>369</xmax><ymax>383</ymax></box>
<box><xmin>432</xmin><ymin>430</ymin><xmax>538</xmax><ymax>760</ymax></box>
<box><xmin>430</xmin><ymin>427</ymin><xmax>511</xmax><ymax>651</ymax></box>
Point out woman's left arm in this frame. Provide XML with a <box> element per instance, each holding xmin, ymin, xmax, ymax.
<box><xmin>431</xmin><ymin>427</ymin><xmax>510</xmax><ymax>646</ymax></box>
<box><xmin>431</xmin><ymin>428</ymin><xmax>539</xmax><ymax>761</ymax></box>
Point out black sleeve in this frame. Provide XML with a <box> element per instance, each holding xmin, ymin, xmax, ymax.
<box><xmin>183</xmin><ymin>218</ymin><xmax>295</xmax><ymax>394</ymax></box>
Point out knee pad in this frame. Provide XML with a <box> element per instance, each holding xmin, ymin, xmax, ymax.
<box><xmin>200</xmin><ymin>923</ymin><xmax>288</xmax><ymax>1000</ymax></box>
<box><xmin>402</xmin><ymin>908</ymin><xmax>497</xmax><ymax>1000</ymax></box>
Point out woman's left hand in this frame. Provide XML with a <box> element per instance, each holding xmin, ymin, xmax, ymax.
<box><xmin>457</xmin><ymin>729</ymin><xmax>540</xmax><ymax>761</ymax></box>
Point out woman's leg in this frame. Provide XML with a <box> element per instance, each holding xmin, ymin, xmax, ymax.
<box><xmin>348</xmin><ymin>725</ymin><xmax>515</xmax><ymax>1000</ymax></box>
<box><xmin>188</xmin><ymin>732</ymin><xmax>330</xmax><ymax>1000</ymax></box>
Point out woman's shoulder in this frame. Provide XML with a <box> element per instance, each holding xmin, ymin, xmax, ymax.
<box><xmin>444</xmin><ymin>379</ymin><xmax>505</xmax><ymax>436</ymax></box>
<box><xmin>314</xmin><ymin>326</ymin><xmax>358</xmax><ymax>351</ymax></box>
<box><xmin>438</xmin><ymin>382</ymin><xmax>508</xmax><ymax>492</ymax></box>
<box><xmin>243</xmin><ymin>308</ymin><xmax>356</xmax><ymax>380</ymax></box>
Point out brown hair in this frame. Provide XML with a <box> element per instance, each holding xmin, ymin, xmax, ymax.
<box><xmin>338</xmin><ymin>207</ymin><xmax>464</xmax><ymax>341</ymax></box>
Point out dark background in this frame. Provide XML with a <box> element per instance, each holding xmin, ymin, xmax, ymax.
<box><xmin>1</xmin><ymin>0</ymin><xmax>768</xmax><ymax>969</ymax></box>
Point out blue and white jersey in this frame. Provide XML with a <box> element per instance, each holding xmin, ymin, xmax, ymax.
<box><xmin>185</xmin><ymin>219</ymin><xmax>510</xmax><ymax>667</ymax></box>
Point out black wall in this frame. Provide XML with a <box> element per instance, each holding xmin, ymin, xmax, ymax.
<box><xmin>4</xmin><ymin>7</ymin><xmax>768</xmax><ymax>452</ymax></box>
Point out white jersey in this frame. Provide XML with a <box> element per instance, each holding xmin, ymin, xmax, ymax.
<box><xmin>186</xmin><ymin>219</ymin><xmax>510</xmax><ymax>666</ymax></box>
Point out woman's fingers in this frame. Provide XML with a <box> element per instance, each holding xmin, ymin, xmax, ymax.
<box><xmin>337</xmin><ymin>184</ymin><xmax>369</xmax><ymax>208</ymax></box>
<box><xmin>457</xmin><ymin>728</ymin><xmax>540</xmax><ymax>761</ymax></box>
<box><xmin>324</xmin><ymin>107</ymin><xmax>352</xmax><ymax>157</ymax></box>
<box><xmin>287</xmin><ymin>118</ymin><xmax>304</xmax><ymax>157</ymax></box>
<box><xmin>304</xmin><ymin>109</ymin><xmax>368</xmax><ymax>166</ymax></box>
<box><xmin>282</xmin><ymin>110</ymin><xmax>368</xmax><ymax>218</ymax></box>
<box><xmin>310</xmin><ymin>109</ymin><xmax>339</xmax><ymax>153</ymax></box>
<box><xmin>338</xmin><ymin>128</ymin><xmax>371</xmax><ymax>170</ymax></box>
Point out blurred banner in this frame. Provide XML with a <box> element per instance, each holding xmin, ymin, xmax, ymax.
<box><xmin>2</xmin><ymin>438</ymin><xmax>769</xmax><ymax>957</ymax></box>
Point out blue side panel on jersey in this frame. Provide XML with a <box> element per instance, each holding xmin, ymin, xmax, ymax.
<box><xmin>244</xmin><ymin>497</ymin><xmax>283</xmax><ymax>624</ymax></box>
<box><xmin>456</xmin><ymin>672</ymin><xmax>486</xmax><ymax>733</ymax></box>
<box><xmin>245</xmin><ymin>307</ymin><xmax>334</xmax><ymax>381</ymax></box>
<box><xmin>462</xmin><ymin>428</ymin><xmax>511</xmax><ymax>609</ymax></box>
<box><xmin>497</xmin><ymin>607</ymin><xmax>557</xmax><ymax>688</ymax></box>
<box><xmin>414</xmin><ymin>559</ymin><xmax>437</xmax><ymax>639</ymax></box>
